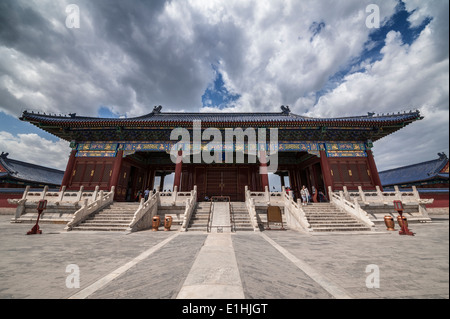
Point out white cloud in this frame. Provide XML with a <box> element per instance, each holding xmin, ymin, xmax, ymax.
<box><xmin>0</xmin><ymin>0</ymin><xmax>447</xmax><ymax>170</ymax></box>
<box><xmin>0</xmin><ymin>131</ymin><xmax>71</xmax><ymax>170</ymax></box>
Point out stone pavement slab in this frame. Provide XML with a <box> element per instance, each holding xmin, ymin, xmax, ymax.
<box><xmin>264</xmin><ymin>220</ymin><xmax>449</xmax><ymax>299</ymax></box>
<box><xmin>177</xmin><ymin>233</ymin><xmax>244</xmax><ymax>299</ymax></box>
<box><xmin>0</xmin><ymin>217</ymin><xmax>177</xmax><ymax>299</ymax></box>
<box><xmin>88</xmin><ymin>233</ymin><xmax>207</xmax><ymax>299</ymax></box>
<box><xmin>232</xmin><ymin>232</ymin><xmax>334</xmax><ymax>299</ymax></box>
<box><xmin>0</xmin><ymin>215</ymin><xmax>448</xmax><ymax>300</ymax></box>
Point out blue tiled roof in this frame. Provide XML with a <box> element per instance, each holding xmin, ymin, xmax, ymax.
<box><xmin>379</xmin><ymin>154</ymin><xmax>449</xmax><ymax>186</ymax></box>
<box><xmin>0</xmin><ymin>155</ymin><xmax>64</xmax><ymax>186</ymax></box>
<box><xmin>19</xmin><ymin>106</ymin><xmax>423</xmax><ymax>143</ymax></box>
<box><xmin>20</xmin><ymin>107</ymin><xmax>422</xmax><ymax>126</ymax></box>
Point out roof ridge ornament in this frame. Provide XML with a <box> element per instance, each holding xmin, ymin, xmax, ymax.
<box><xmin>0</xmin><ymin>152</ymin><xmax>9</xmax><ymax>159</ymax></box>
<box><xmin>438</xmin><ymin>152</ymin><xmax>447</xmax><ymax>160</ymax></box>
<box><xmin>280</xmin><ymin>105</ymin><xmax>290</xmax><ymax>115</ymax></box>
<box><xmin>152</xmin><ymin>105</ymin><xmax>162</xmax><ymax>114</ymax></box>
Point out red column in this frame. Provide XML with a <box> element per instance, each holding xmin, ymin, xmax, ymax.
<box><xmin>366</xmin><ymin>149</ymin><xmax>383</xmax><ymax>190</ymax></box>
<box><xmin>60</xmin><ymin>149</ymin><xmax>77</xmax><ymax>190</ymax></box>
<box><xmin>259</xmin><ymin>150</ymin><xmax>269</xmax><ymax>190</ymax></box>
<box><xmin>173</xmin><ymin>150</ymin><xmax>183</xmax><ymax>190</ymax></box>
<box><xmin>319</xmin><ymin>150</ymin><xmax>333</xmax><ymax>195</ymax></box>
<box><xmin>109</xmin><ymin>150</ymin><xmax>124</xmax><ymax>190</ymax></box>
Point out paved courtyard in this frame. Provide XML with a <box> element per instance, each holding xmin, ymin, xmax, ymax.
<box><xmin>0</xmin><ymin>215</ymin><xmax>448</xmax><ymax>302</ymax></box>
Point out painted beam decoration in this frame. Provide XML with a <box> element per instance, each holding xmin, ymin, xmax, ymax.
<box><xmin>325</xmin><ymin>142</ymin><xmax>367</xmax><ymax>158</ymax></box>
<box><xmin>73</xmin><ymin>141</ymin><xmax>368</xmax><ymax>158</ymax></box>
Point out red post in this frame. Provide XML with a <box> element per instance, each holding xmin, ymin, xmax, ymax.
<box><xmin>27</xmin><ymin>199</ymin><xmax>47</xmax><ymax>235</ymax></box>
<box><xmin>366</xmin><ymin>149</ymin><xmax>383</xmax><ymax>190</ymax></box>
<box><xmin>60</xmin><ymin>150</ymin><xmax>77</xmax><ymax>190</ymax></box>
<box><xmin>173</xmin><ymin>150</ymin><xmax>183</xmax><ymax>190</ymax></box>
<box><xmin>109</xmin><ymin>150</ymin><xmax>124</xmax><ymax>190</ymax></box>
<box><xmin>259</xmin><ymin>150</ymin><xmax>269</xmax><ymax>190</ymax></box>
<box><xmin>394</xmin><ymin>200</ymin><xmax>414</xmax><ymax>236</ymax></box>
<box><xmin>319</xmin><ymin>150</ymin><xmax>333</xmax><ymax>196</ymax></box>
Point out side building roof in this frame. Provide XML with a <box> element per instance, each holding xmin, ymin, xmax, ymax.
<box><xmin>379</xmin><ymin>153</ymin><xmax>449</xmax><ymax>187</ymax></box>
<box><xmin>0</xmin><ymin>152</ymin><xmax>64</xmax><ymax>187</ymax></box>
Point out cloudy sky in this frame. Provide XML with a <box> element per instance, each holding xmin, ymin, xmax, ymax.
<box><xmin>0</xmin><ymin>0</ymin><xmax>448</xmax><ymax>173</ymax></box>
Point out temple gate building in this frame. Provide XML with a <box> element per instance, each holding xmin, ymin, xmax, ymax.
<box><xmin>19</xmin><ymin>106</ymin><xmax>423</xmax><ymax>202</ymax></box>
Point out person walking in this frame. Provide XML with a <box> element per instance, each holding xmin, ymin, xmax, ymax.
<box><xmin>144</xmin><ymin>188</ymin><xmax>150</xmax><ymax>201</ymax></box>
<box><xmin>300</xmin><ymin>185</ymin><xmax>310</xmax><ymax>205</ymax></box>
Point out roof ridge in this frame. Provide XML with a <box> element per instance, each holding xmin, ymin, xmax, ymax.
<box><xmin>21</xmin><ymin>109</ymin><xmax>421</xmax><ymax>121</ymax></box>
<box><xmin>379</xmin><ymin>156</ymin><xmax>448</xmax><ymax>174</ymax></box>
<box><xmin>3</xmin><ymin>157</ymin><xmax>65</xmax><ymax>174</ymax></box>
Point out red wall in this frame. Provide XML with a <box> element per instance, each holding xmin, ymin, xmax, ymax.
<box><xmin>0</xmin><ymin>192</ymin><xmax>21</xmax><ymax>208</ymax></box>
<box><xmin>420</xmin><ymin>192</ymin><xmax>449</xmax><ymax>208</ymax></box>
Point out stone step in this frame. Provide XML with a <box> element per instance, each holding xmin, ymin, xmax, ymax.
<box><xmin>80</xmin><ymin>223</ymin><xmax>131</xmax><ymax>229</ymax></box>
<box><xmin>189</xmin><ymin>218</ymin><xmax>209</xmax><ymax>224</ymax></box>
<box><xmin>234</xmin><ymin>226</ymin><xmax>254</xmax><ymax>231</ymax></box>
<box><xmin>83</xmin><ymin>219</ymin><xmax>131</xmax><ymax>224</ymax></box>
<box><xmin>188</xmin><ymin>221</ymin><xmax>208</xmax><ymax>225</ymax></box>
<box><xmin>303</xmin><ymin>209</ymin><xmax>343</xmax><ymax>212</ymax></box>
<box><xmin>312</xmin><ymin>226</ymin><xmax>372</xmax><ymax>232</ymax></box>
<box><xmin>305</xmin><ymin>214</ymin><xmax>348</xmax><ymax>218</ymax></box>
<box><xmin>95</xmin><ymin>214</ymin><xmax>135</xmax><ymax>217</ymax></box>
<box><xmin>187</xmin><ymin>225</ymin><xmax>208</xmax><ymax>231</ymax></box>
<box><xmin>72</xmin><ymin>225</ymin><xmax>128</xmax><ymax>231</ymax></box>
<box><xmin>301</xmin><ymin>203</ymin><xmax>372</xmax><ymax>232</ymax></box>
<box><xmin>97</xmin><ymin>210</ymin><xmax>136</xmax><ymax>214</ymax></box>
<box><xmin>306</xmin><ymin>215</ymin><xmax>356</xmax><ymax>219</ymax></box>
<box><xmin>186</xmin><ymin>202</ymin><xmax>212</xmax><ymax>231</ymax></box>
<box><xmin>309</xmin><ymin>222</ymin><xmax>366</xmax><ymax>227</ymax></box>
<box><xmin>308</xmin><ymin>220</ymin><xmax>359</xmax><ymax>224</ymax></box>
<box><xmin>101</xmin><ymin>207</ymin><xmax>137</xmax><ymax>210</ymax></box>
<box><xmin>233</xmin><ymin>221</ymin><xmax>252</xmax><ymax>225</ymax></box>
<box><xmin>69</xmin><ymin>202</ymin><xmax>140</xmax><ymax>231</ymax></box>
<box><xmin>304</xmin><ymin>211</ymin><xmax>343</xmax><ymax>214</ymax></box>
<box><xmin>233</xmin><ymin>218</ymin><xmax>251</xmax><ymax>221</ymax></box>
<box><xmin>107</xmin><ymin>206</ymin><xmax>139</xmax><ymax>210</ymax></box>
<box><xmin>190</xmin><ymin>216</ymin><xmax>209</xmax><ymax>220</ymax></box>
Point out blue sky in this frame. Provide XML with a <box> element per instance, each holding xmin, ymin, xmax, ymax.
<box><xmin>0</xmin><ymin>0</ymin><xmax>448</xmax><ymax>173</ymax></box>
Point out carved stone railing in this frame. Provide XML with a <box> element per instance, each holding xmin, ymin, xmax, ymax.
<box><xmin>180</xmin><ymin>186</ymin><xmax>198</xmax><ymax>232</ymax></box>
<box><xmin>127</xmin><ymin>190</ymin><xmax>160</xmax><ymax>233</ymax></box>
<box><xmin>9</xmin><ymin>185</ymin><xmax>101</xmax><ymax>222</ymax></box>
<box><xmin>330</xmin><ymin>185</ymin><xmax>432</xmax><ymax>223</ymax></box>
<box><xmin>65</xmin><ymin>187</ymin><xmax>115</xmax><ymax>231</ymax></box>
<box><xmin>328</xmin><ymin>187</ymin><xmax>375</xmax><ymax>229</ymax></box>
<box><xmin>245</xmin><ymin>186</ymin><xmax>311</xmax><ymax>232</ymax></box>
<box><xmin>281</xmin><ymin>189</ymin><xmax>312</xmax><ymax>232</ymax></box>
<box><xmin>343</xmin><ymin>185</ymin><xmax>433</xmax><ymax>205</ymax></box>
<box><xmin>159</xmin><ymin>186</ymin><xmax>195</xmax><ymax>206</ymax></box>
<box><xmin>244</xmin><ymin>187</ymin><xmax>261</xmax><ymax>232</ymax></box>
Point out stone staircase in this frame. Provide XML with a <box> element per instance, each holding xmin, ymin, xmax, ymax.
<box><xmin>71</xmin><ymin>202</ymin><xmax>139</xmax><ymax>231</ymax></box>
<box><xmin>230</xmin><ymin>202</ymin><xmax>254</xmax><ymax>231</ymax></box>
<box><xmin>158</xmin><ymin>204</ymin><xmax>185</xmax><ymax>231</ymax></box>
<box><xmin>187</xmin><ymin>202</ymin><xmax>211</xmax><ymax>231</ymax></box>
<box><xmin>302</xmin><ymin>202</ymin><xmax>371</xmax><ymax>232</ymax></box>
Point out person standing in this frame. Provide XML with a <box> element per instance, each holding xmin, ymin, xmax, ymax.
<box><xmin>144</xmin><ymin>188</ymin><xmax>150</xmax><ymax>201</ymax></box>
<box><xmin>300</xmin><ymin>185</ymin><xmax>310</xmax><ymax>205</ymax></box>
